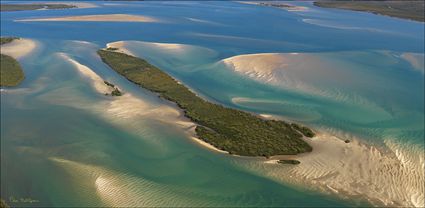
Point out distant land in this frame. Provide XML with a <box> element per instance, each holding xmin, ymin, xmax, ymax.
<box><xmin>0</xmin><ymin>4</ymin><xmax>75</xmax><ymax>11</ymax></box>
<box><xmin>98</xmin><ymin>49</ymin><xmax>314</xmax><ymax>157</ymax></box>
<box><xmin>314</xmin><ymin>1</ymin><xmax>425</xmax><ymax>22</ymax></box>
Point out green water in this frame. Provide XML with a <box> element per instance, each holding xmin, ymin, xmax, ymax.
<box><xmin>1</xmin><ymin>1</ymin><xmax>424</xmax><ymax>207</ymax></box>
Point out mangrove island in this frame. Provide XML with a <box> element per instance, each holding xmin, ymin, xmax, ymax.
<box><xmin>0</xmin><ymin>37</ymin><xmax>24</xmax><ymax>87</ymax></box>
<box><xmin>98</xmin><ymin>49</ymin><xmax>315</xmax><ymax>157</ymax></box>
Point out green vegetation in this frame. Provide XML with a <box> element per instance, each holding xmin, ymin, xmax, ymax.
<box><xmin>106</xmin><ymin>47</ymin><xmax>119</xmax><ymax>51</ymax></box>
<box><xmin>98</xmin><ymin>50</ymin><xmax>314</xmax><ymax>157</ymax></box>
<box><xmin>291</xmin><ymin>123</ymin><xmax>315</xmax><ymax>138</ymax></box>
<box><xmin>1</xmin><ymin>4</ymin><xmax>76</xmax><ymax>12</ymax></box>
<box><xmin>0</xmin><ymin>54</ymin><xmax>24</xmax><ymax>87</ymax></box>
<box><xmin>110</xmin><ymin>88</ymin><xmax>122</xmax><ymax>96</ymax></box>
<box><xmin>103</xmin><ymin>80</ymin><xmax>123</xmax><ymax>96</ymax></box>
<box><xmin>104</xmin><ymin>80</ymin><xmax>115</xmax><ymax>88</ymax></box>
<box><xmin>1</xmin><ymin>37</ymin><xmax>25</xmax><ymax>87</ymax></box>
<box><xmin>259</xmin><ymin>2</ymin><xmax>297</xmax><ymax>9</ymax></box>
<box><xmin>0</xmin><ymin>37</ymin><xmax>18</xmax><ymax>45</ymax></box>
<box><xmin>277</xmin><ymin>159</ymin><xmax>301</xmax><ymax>165</ymax></box>
<box><xmin>314</xmin><ymin>1</ymin><xmax>425</xmax><ymax>22</ymax></box>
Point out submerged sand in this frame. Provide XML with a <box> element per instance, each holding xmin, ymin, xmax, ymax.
<box><xmin>56</xmin><ymin>52</ymin><xmax>225</xmax><ymax>154</ymax></box>
<box><xmin>0</xmin><ymin>38</ymin><xmax>38</xmax><ymax>59</ymax></box>
<box><xmin>53</xmin><ymin>42</ymin><xmax>424</xmax><ymax>207</ymax></box>
<box><xmin>17</xmin><ymin>14</ymin><xmax>159</xmax><ymax>22</ymax></box>
<box><xmin>235</xmin><ymin>131</ymin><xmax>425</xmax><ymax>207</ymax></box>
<box><xmin>401</xmin><ymin>52</ymin><xmax>425</xmax><ymax>74</ymax></box>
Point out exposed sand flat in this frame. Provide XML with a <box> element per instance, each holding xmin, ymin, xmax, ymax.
<box><xmin>223</xmin><ymin>53</ymin><xmax>287</xmax><ymax>83</ymax></box>
<box><xmin>59</xmin><ymin>53</ymin><xmax>112</xmax><ymax>94</ymax></box>
<box><xmin>105</xmin><ymin>40</ymin><xmax>217</xmax><ymax>73</ymax></box>
<box><xmin>0</xmin><ymin>38</ymin><xmax>38</xmax><ymax>59</ymax></box>
<box><xmin>237</xmin><ymin>131</ymin><xmax>424</xmax><ymax>207</ymax></box>
<box><xmin>17</xmin><ymin>14</ymin><xmax>159</xmax><ymax>22</ymax></box>
<box><xmin>223</xmin><ymin>52</ymin><xmax>393</xmax><ymax>121</ymax></box>
<box><xmin>55</xmin><ymin>53</ymin><xmax>225</xmax><ymax>154</ymax></box>
<box><xmin>108</xmin><ymin>41</ymin><xmax>189</xmax><ymax>53</ymax></box>
<box><xmin>401</xmin><ymin>53</ymin><xmax>424</xmax><ymax>74</ymax></box>
<box><xmin>106</xmin><ymin>41</ymin><xmax>136</xmax><ymax>56</ymax></box>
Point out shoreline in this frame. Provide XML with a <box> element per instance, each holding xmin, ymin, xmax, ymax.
<box><xmin>102</xmin><ymin>42</ymin><xmax>315</xmax><ymax>157</ymax></box>
<box><xmin>313</xmin><ymin>1</ymin><xmax>424</xmax><ymax>23</ymax></box>
<box><xmin>244</xmin><ymin>130</ymin><xmax>425</xmax><ymax>207</ymax></box>
<box><xmin>237</xmin><ymin>1</ymin><xmax>308</xmax><ymax>12</ymax></box>
<box><xmin>0</xmin><ymin>38</ymin><xmax>38</xmax><ymax>59</ymax></box>
<box><xmin>40</xmin><ymin>2</ymin><xmax>98</xmax><ymax>9</ymax></box>
<box><xmin>103</xmin><ymin>41</ymin><xmax>424</xmax><ymax>207</ymax></box>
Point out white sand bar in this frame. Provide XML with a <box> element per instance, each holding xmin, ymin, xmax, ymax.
<box><xmin>17</xmin><ymin>14</ymin><xmax>159</xmax><ymax>22</ymax></box>
<box><xmin>0</xmin><ymin>38</ymin><xmax>38</xmax><ymax>59</ymax></box>
<box><xmin>37</xmin><ymin>2</ymin><xmax>98</xmax><ymax>9</ymax></box>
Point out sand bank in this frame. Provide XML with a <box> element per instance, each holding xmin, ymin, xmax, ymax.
<box><xmin>236</xmin><ymin>131</ymin><xmax>424</xmax><ymax>207</ymax></box>
<box><xmin>222</xmin><ymin>52</ymin><xmax>394</xmax><ymax>120</ymax></box>
<box><xmin>17</xmin><ymin>14</ymin><xmax>159</xmax><ymax>22</ymax></box>
<box><xmin>401</xmin><ymin>52</ymin><xmax>424</xmax><ymax>74</ymax></box>
<box><xmin>0</xmin><ymin>38</ymin><xmax>38</xmax><ymax>59</ymax></box>
<box><xmin>108</xmin><ymin>40</ymin><xmax>193</xmax><ymax>53</ymax></box>
<box><xmin>59</xmin><ymin>53</ymin><xmax>113</xmax><ymax>94</ymax></box>
<box><xmin>105</xmin><ymin>40</ymin><xmax>217</xmax><ymax>73</ymax></box>
<box><xmin>57</xmin><ymin>53</ymin><xmax>225</xmax><ymax>154</ymax></box>
<box><xmin>106</xmin><ymin>41</ymin><xmax>135</xmax><ymax>56</ymax></box>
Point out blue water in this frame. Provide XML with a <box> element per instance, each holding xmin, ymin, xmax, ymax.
<box><xmin>1</xmin><ymin>1</ymin><xmax>424</xmax><ymax>207</ymax></box>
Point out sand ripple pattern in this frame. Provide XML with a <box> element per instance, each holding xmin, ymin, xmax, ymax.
<box><xmin>236</xmin><ymin>130</ymin><xmax>424</xmax><ymax>207</ymax></box>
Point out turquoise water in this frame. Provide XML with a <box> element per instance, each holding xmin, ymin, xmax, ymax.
<box><xmin>1</xmin><ymin>1</ymin><xmax>423</xmax><ymax>207</ymax></box>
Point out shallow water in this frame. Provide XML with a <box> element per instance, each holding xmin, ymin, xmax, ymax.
<box><xmin>1</xmin><ymin>1</ymin><xmax>423</xmax><ymax>207</ymax></box>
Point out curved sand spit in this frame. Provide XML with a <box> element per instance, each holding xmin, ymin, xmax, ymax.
<box><xmin>58</xmin><ymin>53</ymin><xmax>222</xmax><ymax>153</ymax></box>
<box><xmin>0</xmin><ymin>38</ymin><xmax>38</xmax><ymax>59</ymax></box>
<box><xmin>106</xmin><ymin>40</ymin><xmax>217</xmax><ymax>72</ymax></box>
<box><xmin>17</xmin><ymin>14</ymin><xmax>159</xmax><ymax>22</ymax></box>
<box><xmin>106</xmin><ymin>42</ymin><xmax>136</xmax><ymax>56</ymax></box>
<box><xmin>222</xmin><ymin>52</ymin><xmax>396</xmax><ymax>112</ymax></box>
<box><xmin>107</xmin><ymin>40</ymin><xmax>201</xmax><ymax>54</ymax></box>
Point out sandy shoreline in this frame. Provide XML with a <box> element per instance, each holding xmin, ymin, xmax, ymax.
<box><xmin>61</xmin><ymin>42</ymin><xmax>423</xmax><ymax>207</ymax></box>
<box><xmin>98</xmin><ymin>44</ymin><xmax>229</xmax><ymax>155</ymax></box>
<box><xmin>17</xmin><ymin>14</ymin><xmax>159</xmax><ymax>23</ymax></box>
<box><xmin>247</xmin><ymin>131</ymin><xmax>424</xmax><ymax>207</ymax></box>
<box><xmin>106</xmin><ymin>42</ymin><xmax>136</xmax><ymax>56</ymax></box>
<box><xmin>236</xmin><ymin>1</ymin><xmax>308</xmax><ymax>12</ymax></box>
<box><xmin>58</xmin><ymin>52</ymin><xmax>222</xmax><ymax>155</ymax></box>
<box><xmin>0</xmin><ymin>38</ymin><xmax>38</xmax><ymax>59</ymax></box>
